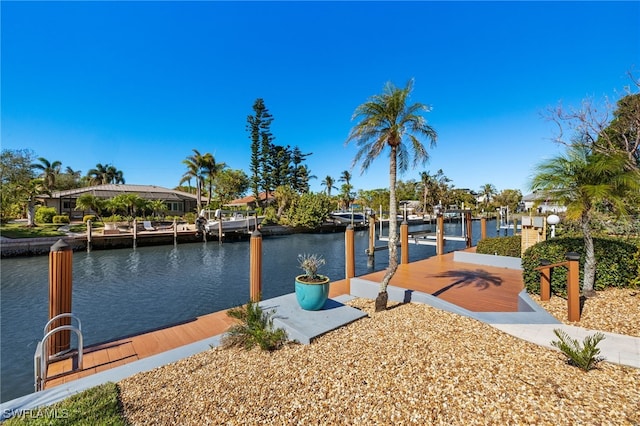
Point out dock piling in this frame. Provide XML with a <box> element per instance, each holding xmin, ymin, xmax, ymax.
<box><xmin>48</xmin><ymin>239</ymin><xmax>73</xmax><ymax>356</ymax></box>
<box><xmin>345</xmin><ymin>225</ymin><xmax>355</xmax><ymax>289</ymax></box>
<box><xmin>400</xmin><ymin>221</ymin><xmax>409</xmax><ymax>264</ymax></box>
<box><xmin>250</xmin><ymin>230</ymin><xmax>262</xmax><ymax>302</ymax></box>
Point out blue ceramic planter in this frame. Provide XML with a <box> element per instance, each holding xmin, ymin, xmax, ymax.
<box><xmin>294</xmin><ymin>275</ymin><xmax>330</xmax><ymax>310</ymax></box>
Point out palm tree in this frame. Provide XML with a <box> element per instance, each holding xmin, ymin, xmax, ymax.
<box><xmin>181</xmin><ymin>149</ymin><xmax>206</xmax><ymax>213</ymax></box>
<box><xmin>75</xmin><ymin>193</ymin><xmax>105</xmax><ymax>220</ymax></box>
<box><xmin>86</xmin><ymin>163</ymin><xmax>125</xmax><ymax>185</ymax></box>
<box><xmin>31</xmin><ymin>157</ymin><xmax>62</xmax><ymax>190</ymax></box>
<box><xmin>479</xmin><ymin>183</ymin><xmax>497</xmax><ymax>208</ymax></box>
<box><xmin>321</xmin><ymin>176</ymin><xmax>336</xmax><ymax>197</ymax></box>
<box><xmin>346</xmin><ymin>79</ymin><xmax>437</xmax><ymax>311</ymax></box>
<box><xmin>338</xmin><ymin>170</ymin><xmax>354</xmax><ymax>209</ymax></box>
<box><xmin>201</xmin><ymin>152</ymin><xmax>226</xmax><ymax>207</ymax></box>
<box><xmin>17</xmin><ymin>178</ymin><xmax>48</xmax><ymax>226</ymax></box>
<box><xmin>531</xmin><ymin>144</ymin><xmax>640</xmax><ymax>296</ymax></box>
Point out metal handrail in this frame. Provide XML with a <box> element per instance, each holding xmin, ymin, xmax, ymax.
<box><xmin>34</xmin><ymin>321</ymin><xmax>83</xmax><ymax>392</ymax></box>
<box><xmin>43</xmin><ymin>313</ymin><xmax>82</xmax><ymax>334</ymax></box>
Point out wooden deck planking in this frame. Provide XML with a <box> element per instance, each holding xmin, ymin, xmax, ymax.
<box><xmin>44</xmin><ymin>249</ymin><xmax>523</xmax><ymax>389</ymax></box>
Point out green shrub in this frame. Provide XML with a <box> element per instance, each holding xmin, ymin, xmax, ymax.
<box><xmin>476</xmin><ymin>235</ymin><xmax>521</xmax><ymax>257</ymax></box>
<box><xmin>262</xmin><ymin>206</ymin><xmax>278</xmax><ymax>225</ymax></box>
<box><xmin>222</xmin><ymin>300</ymin><xmax>288</xmax><ymax>351</ymax></box>
<box><xmin>34</xmin><ymin>206</ymin><xmax>57</xmax><ymax>224</ymax></box>
<box><xmin>551</xmin><ymin>329</ymin><xmax>605</xmax><ymax>372</ymax></box>
<box><xmin>83</xmin><ymin>214</ymin><xmax>96</xmax><ymax>223</ymax></box>
<box><xmin>52</xmin><ymin>215</ymin><xmax>70</xmax><ymax>224</ymax></box>
<box><xmin>184</xmin><ymin>212</ymin><xmax>196</xmax><ymax>224</ymax></box>
<box><xmin>522</xmin><ymin>237</ymin><xmax>640</xmax><ymax>295</ymax></box>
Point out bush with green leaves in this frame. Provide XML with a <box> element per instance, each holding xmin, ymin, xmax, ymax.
<box><xmin>522</xmin><ymin>237</ymin><xmax>639</xmax><ymax>295</ymax></box>
<box><xmin>222</xmin><ymin>300</ymin><xmax>288</xmax><ymax>351</ymax></box>
<box><xmin>184</xmin><ymin>212</ymin><xmax>196</xmax><ymax>224</ymax></box>
<box><xmin>52</xmin><ymin>215</ymin><xmax>70</xmax><ymax>224</ymax></box>
<box><xmin>34</xmin><ymin>206</ymin><xmax>57</xmax><ymax>224</ymax></box>
<box><xmin>261</xmin><ymin>206</ymin><xmax>278</xmax><ymax>225</ymax></box>
<box><xmin>287</xmin><ymin>192</ymin><xmax>332</xmax><ymax>229</ymax></box>
<box><xmin>551</xmin><ymin>329</ymin><xmax>605</xmax><ymax>371</ymax></box>
<box><xmin>476</xmin><ymin>235</ymin><xmax>521</xmax><ymax>257</ymax></box>
<box><xmin>83</xmin><ymin>214</ymin><xmax>96</xmax><ymax>223</ymax></box>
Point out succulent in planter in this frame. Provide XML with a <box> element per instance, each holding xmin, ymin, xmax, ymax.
<box><xmin>297</xmin><ymin>253</ymin><xmax>327</xmax><ymax>283</ymax></box>
<box><xmin>295</xmin><ymin>253</ymin><xmax>330</xmax><ymax>310</ymax></box>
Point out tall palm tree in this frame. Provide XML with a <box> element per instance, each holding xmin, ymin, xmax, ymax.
<box><xmin>531</xmin><ymin>144</ymin><xmax>640</xmax><ymax>296</ymax></box>
<box><xmin>31</xmin><ymin>157</ymin><xmax>62</xmax><ymax>190</ymax></box>
<box><xmin>17</xmin><ymin>178</ymin><xmax>48</xmax><ymax>226</ymax></box>
<box><xmin>321</xmin><ymin>176</ymin><xmax>336</xmax><ymax>197</ymax></box>
<box><xmin>201</xmin><ymin>152</ymin><xmax>226</xmax><ymax>207</ymax></box>
<box><xmin>338</xmin><ymin>170</ymin><xmax>354</xmax><ymax>209</ymax></box>
<box><xmin>181</xmin><ymin>149</ymin><xmax>206</xmax><ymax>213</ymax></box>
<box><xmin>346</xmin><ymin>79</ymin><xmax>437</xmax><ymax>311</ymax></box>
<box><xmin>86</xmin><ymin>163</ymin><xmax>125</xmax><ymax>185</ymax></box>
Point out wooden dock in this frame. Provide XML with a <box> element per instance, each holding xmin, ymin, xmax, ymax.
<box><xmin>43</xmin><ymin>249</ymin><xmax>523</xmax><ymax>389</ymax></box>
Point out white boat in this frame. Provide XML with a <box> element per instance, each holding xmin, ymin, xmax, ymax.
<box><xmin>329</xmin><ymin>211</ymin><xmax>367</xmax><ymax>225</ymax></box>
<box><xmin>199</xmin><ymin>209</ymin><xmax>263</xmax><ymax>233</ymax></box>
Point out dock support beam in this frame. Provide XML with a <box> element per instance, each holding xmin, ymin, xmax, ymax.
<box><xmin>48</xmin><ymin>239</ymin><xmax>73</xmax><ymax>356</ymax></box>
<box><xmin>400</xmin><ymin>221</ymin><xmax>409</xmax><ymax>264</ymax></box>
<box><xmin>345</xmin><ymin>225</ymin><xmax>355</xmax><ymax>289</ymax></box>
<box><xmin>249</xmin><ymin>230</ymin><xmax>262</xmax><ymax>302</ymax></box>
<box><xmin>436</xmin><ymin>214</ymin><xmax>444</xmax><ymax>255</ymax></box>
<box><xmin>367</xmin><ymin>215</ymin><xmax>375</xmax><ymax>268</ymax></box>
<box><xmin>465</xmin><ymin>211</ymin><xmax>472</xmax><ymax>248</ymax></box>
<box><xmin>133</xmin><ymin>219</ymin><xmax>137</xmax><ymax>248</ymax></box>
<box><xmin>480</xmin><ymin>217</ymin><xmax>487</xmax><ymax>241</ymax></box>
<box><xmin>566</xmin><ymin>252</ymin><xmax>580</xmax><ymax>322</ymax></box>
<box><xmin>173</xmin><ymin>218</ymin><xmax>178</xmax><ymax>245</ymax></box>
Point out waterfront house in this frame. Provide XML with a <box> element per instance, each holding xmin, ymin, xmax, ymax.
<box><xmin>39</xmin><ymin>184</ymin><xmax>199</xmax><ymax>219</ymax></box>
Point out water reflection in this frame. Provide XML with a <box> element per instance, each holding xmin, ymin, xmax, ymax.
<box><xmin>0</xmin><ymin>220</ymin><xmax>498</xmax><ymax>402</ymax></box>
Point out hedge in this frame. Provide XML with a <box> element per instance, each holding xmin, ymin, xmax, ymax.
<box><xmin>522</xmin><ymin>237</ymin><xmax>640</xmax><ymax>295</ymax></box>
<box><xmin>52</xmin><ymin>215</ymin><xmax>70</xmax><ymax>224</ymax></box>
<box><xmin>476</xmin><ymin>236</ymin><xmax>521</xmax><ymax>258</ymax></box>
<box><xmin>35</xmin><ymin>206</ymin><xmax>57</xmax><ymax>224</ymax></box>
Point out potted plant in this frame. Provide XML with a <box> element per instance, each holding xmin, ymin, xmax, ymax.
<box><xmin>295</xmin><ymin>253</ymin><xmax>330</xmax><ymax>310</ymax></box>
<box><xmin>102</xmin><ymin>214</ymin><xmax>123</xmax><ymax>231</ymax></box>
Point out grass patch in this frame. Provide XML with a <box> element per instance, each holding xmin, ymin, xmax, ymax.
<box><xmin>3</xmin><ymin>382</ymin><xmax>128</xmax><ymax>425</ymax></box>
<box><xmin>0</xmin><ymin>223</ymin><xmax>66</xmax><ymax>239</ymax></box>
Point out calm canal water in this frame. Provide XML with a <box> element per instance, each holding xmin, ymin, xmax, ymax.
<box><xmin>1</xmin><ymin>220</ymin><xmax>498</xmax><ymax>402</ymax></box>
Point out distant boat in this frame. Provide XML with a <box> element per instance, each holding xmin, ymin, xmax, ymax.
<box><xmin>329</xmin><ymin>211</ymin><xmax>367</xmax><ymax>226</ymax></box>
<box><xmin>200</xmin><ymin>209</ymin><xmax>263</xmax><ymax>233</ymax></box>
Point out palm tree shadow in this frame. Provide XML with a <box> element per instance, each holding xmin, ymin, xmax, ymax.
<box><xmin>431</xmin><ymin>269</ymin><xmax>503</xmax><ymax>297</ymax></box>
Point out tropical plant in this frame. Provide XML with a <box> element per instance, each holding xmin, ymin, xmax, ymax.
<box><xmin>16</xmin><ymin>178</ymin><xmax>48</xmax><ymax>227</ymax></box>
<box><xmin>530</xmin><ymin>144</ymin><xmax>640</xmax><ymax>296</ymax></box>
<box><xmin>286</xmin><ymin>192</ymin><xmax>332</xmax><ymax>229</ymax></box>
<box><xmin>479</xmin><ymin>183</ymin><xmax>497</xmax><ymax>207</ymax></box>
<box><xmin>201</xmin><ymin>152</ymin><xmax>226</xmax><ymax>207</ymax></box>
<box><xmin>346</xmin><ymin>79</ymin><xmax>437</xmax><ymax>311</ymax></box>
<box><xmin>222</xmin><ymin>300</ymin><xmax>288</xmax><ymax>351</ymax></box>
<box><xmin>321</xmin><ymin>175</ymin><xmax>336</xmax><ymax>197</ymax></box>
<box><xmin>31</xmin><ymin>157</ymin><xmax>62</xmax><ymax>190</ymax></box>
<box><xmin>181</xmin><ymin>149</ymin><xmax>206</xmax><ymax>213</ymax></box>
<box><xmin>297</xmin><ymin>253</ymin><xmax>326</xmax><ymax>281</ymax></box>
<box><xmin>75</xmin><ymin>193</ymin><xmax>105</xmax><ymax>220</ymax></box>
<box><xmin>35</xmin><ymin>206</ymin><xmax>57</xmax><ymax>224</ymax></box>
<box><xmin>86</xmin><ymin>163</ymin><xmax>125</xmax><ymax>185</ymax></box>
<box><xmin>551</xmin><ymin>329</ymin><xmax>605</xmax><ymax>371</ymax></box>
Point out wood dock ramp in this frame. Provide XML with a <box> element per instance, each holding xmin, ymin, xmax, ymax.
<box><xmin>44</xmin><ymin>249</ymin><xmax>522</xmax><ymax>389</ymax></box>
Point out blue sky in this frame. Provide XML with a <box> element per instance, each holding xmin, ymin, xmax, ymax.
<box><xmin>2</xmin><ymin>1</ymin><xmax>639</xmax><ymax>196</ymax></box>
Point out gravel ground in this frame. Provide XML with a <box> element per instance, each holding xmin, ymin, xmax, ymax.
<box><xmin>119</xmin><ymin>296</ymin><xmax>640</xmax><ymax>425</ymax></box>
<box><xmin>529</xmin><ymin>288</ymin><xmax>640</xmax><ymax>337</ymax></box>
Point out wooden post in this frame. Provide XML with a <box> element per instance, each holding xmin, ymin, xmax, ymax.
<box><xmin>345</xmin><ymin>225</ymin><xmax>355</xmax><ymax>288</ymax></box>
<box><xmin>539</xmin><ymin>259</ymin><xmax>552</xmax><ymax>301</ymax></box>
<box><xmin>133</xmin><ymin>219</ymin><xmax>137</xmax><ymax>248</ymax></box>
<box><xmin>436</xmin><ymin>214</ymin><xmax>444</xmax><ymax>255</ymax></box>
<box><xmin>566</xmin><ymin>252</ymin><xmax>581</xmax><ymax>322</ymax></box>
<box><xmin>367</xmin><ymin>215</ymin><xmax>375</xmax><ymax>268</ymax></box>
<box><xmin>400</xmin><ymin>221</ymin><xmax>409</xmax><ymax>264</ymax></box>
<box><xmin>513</xmin><ymin>218</ymin><xmax>518</xmax><ymax>236</ymax></box>
<box><xmin>86</xmin><ymin>220</ymin><xmax>92</xmax><ymax>253</ymax></box>
<box><xmin>48</xmin><ymin>239</ymin><xmax>73</xmax><ymax>356</ymax></box>
<box><xmin>480</xmin><ymin>217</ymin><xmax>487</xmax><ymax>241</ymax></box>
<box><xmin>249</xmin><ymin>230</ymin><xmax>262</xmax><ymax>302</ymax></box>
<box><xmin>465</xmin><ymin>211</ymin><xmax>472</xmax><ymax>248</ymax></box>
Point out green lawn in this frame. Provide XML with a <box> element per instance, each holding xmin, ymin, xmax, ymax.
<box><xmin>0</xmin><ymin>223</ymin><xmax>66</xmax><ymax>239</ymax></box>
<box><xmin>3</xmin><ymin>382</ymin><xmax>128</xmax><ymax>425</ymax></box>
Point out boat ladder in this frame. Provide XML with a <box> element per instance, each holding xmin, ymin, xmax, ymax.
<box><xmin>33</xmin><ymin>313</ymin><xmax>84</xmax><ymax>392</ymax></box>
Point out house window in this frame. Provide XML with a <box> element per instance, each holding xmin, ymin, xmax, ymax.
<box><xmin>165</xmin><ymin>202</ymin><xmax>182</xmax><ymax>212</ymax></box>
<box><xmin>63</xmin><ymin>201</ymin><xmax>73</xmax><ymax>209</ymax></box>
